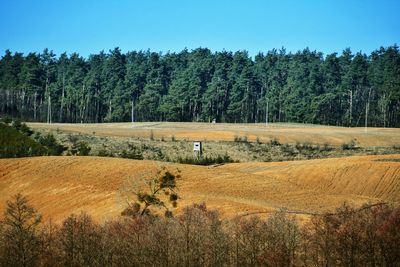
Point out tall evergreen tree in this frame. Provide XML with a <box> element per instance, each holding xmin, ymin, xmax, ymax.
<box><xmin>0</xmin><ymin>45</ymin><xmax>399</xmax><ymax>127</ymax></box>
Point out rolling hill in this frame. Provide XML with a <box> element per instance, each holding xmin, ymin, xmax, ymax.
<box><xmin>0</xmin><ymin>154</ymin><xmax>399</xmax><ymax>223</ymax></box>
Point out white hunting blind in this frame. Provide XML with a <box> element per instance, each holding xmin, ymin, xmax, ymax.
<box><xmin>193</xmin><ymin>141</ymin><xmax>202</xmax><ymax>159</ymax></box>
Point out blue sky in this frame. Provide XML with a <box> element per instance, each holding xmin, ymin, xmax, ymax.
<box><xmin>1</xmin><ymin>0</ymin><xmax>399</xmax><ymax>57</ymax></box>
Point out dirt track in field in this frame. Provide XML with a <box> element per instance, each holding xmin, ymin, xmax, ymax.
<box><xmin>1</xmin><ymin>155</ymin><xmax>399</xmax><ymax>223</ymax></box>
<box><xmin>28</xmin><ymin>122</ymin><xmax>400</xmax><ymax>147</ymax></box>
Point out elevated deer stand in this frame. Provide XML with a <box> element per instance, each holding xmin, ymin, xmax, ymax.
<box><xmin>193</xmin><ymin>141</ymin><xmax>202</xmax><ymax>159</ymax></box>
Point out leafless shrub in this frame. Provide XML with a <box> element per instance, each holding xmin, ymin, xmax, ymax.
<box><xmin>1</xmin><ymin>194</ymin><xmax>399</xmax><ymax>267</ymax></box>
<box><xmin>58</xmin><ymin>212</ymin><xmax>103</xmax><ymax>267</ymax></box>
<box><xmin>0</xmin><ymin>193</ymin><xmax>42</xmax><ymax>267</ymax></box>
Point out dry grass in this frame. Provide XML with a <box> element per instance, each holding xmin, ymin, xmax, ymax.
<box><xmin>1</xmin><ymin>154</ymin><xmax>399</xmax><ymax>223</ymax></box>
<box><xmin>28</xmin><ymin>122</ymin><xmax>400</xmax><ymax>147</ymax></box>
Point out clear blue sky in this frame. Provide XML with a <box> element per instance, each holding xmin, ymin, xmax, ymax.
<box><xmin>1</xmin><ymin>0</ymin><xmax>399</xmax><ymax>57</ymax></box>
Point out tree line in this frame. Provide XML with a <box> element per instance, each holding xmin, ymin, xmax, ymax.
<box><xmin>0</xmin><ymin>194</ymin><xmax>399</xmax><ymax>267</ymax></box>
<box><xmin>0</xmin><ymin>45</ymin><xmax>399</xmax><ymax>127</ymax></box>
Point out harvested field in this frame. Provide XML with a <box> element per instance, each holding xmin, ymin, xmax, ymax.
<box><xmin>0</xmin><ymin>154</ymin><xmax>399</xmax><ymax>223</ymax></box>
<box><xmin>28</xmin><ymin>122</ymin><xmax>400</xmax><ymax>147</ymax></box>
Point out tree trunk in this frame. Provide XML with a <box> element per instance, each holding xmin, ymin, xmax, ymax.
<box><xmin>59</xmin><ymin>73</ymin><xmax>65</xmax><ymax>122</ymax></box>
<box><xmin>108</xmin><ymin>99</ymin><xmax>112</xmax><ymax>120</ymax></box>
<box><xmin>266</xmin><ymin>99</ymin><xmax>269</xmax><ymax>127</ymax></box>
<box><xmin>33</xmin><ymin>92</ymin><xmax>37</xmax><ymax>121</ymax></box>
<box><xmin>80</xmin><ymin>84</ymin><xmax>85</xmax><ymax>123</ymax></box>
<box><xmin>365</xmin><ymin>88</ymin><xmax>371</xmax><ymax>132</ymax></box>
<box><xmin>47</xmin><ymin>95</ymin><xmax>51</xmax><ymax>124</ymax></box>
<box><xmin>348</xmin><ymin>90</ymin><xmax>353</xmax><ymax>126</ymax></box>
<box><xmin>131</xmin><ymin>97</ymin><xmax>135</xmax><ymax>123</ymax></box>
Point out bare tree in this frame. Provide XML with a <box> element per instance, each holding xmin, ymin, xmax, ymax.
<box><xmin>58</xmin><ymin>212</ymin><xmax>103</xmax><ymax>267</ymax></box>
<box><xmin>0</xmin><ymin>193</ymin><xmax>42</xmax><ymax>267</ymax></box>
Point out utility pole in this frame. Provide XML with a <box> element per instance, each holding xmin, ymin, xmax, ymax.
<box><xmin>365</xmin><ymin>87</ymin><xmax>372</xmax><ymax>133</ymax></box>
<box><xmin>131</xmin><ymin>98</ymin><xmax>135</xmax><ymax>123</ymax></box>
<box><xmin>33</xmin><ymin>92</ymin><xmax>37</xmax><ymax>121</ymax></box>
<box><xmin>108</xmin><ymin>100</ymin><xmax>112</xmax><ymax>119</ymax></box>
<box><xmin>265</xmin><ymin>81</ymin><xmax>269</xmax><ymax>127</ymax></box>
<box><xmin>265</xmin><ymin>99</ymin><xmax>269</xmax><ymax>127</ymax></box>
<box><xmin>47</xmin><ymin>95</ymin><xmax>51</xmax><ymax>124</ymax></box>
<box><xmin>348</xmin><ymin>90</ymin><xmax>353</xmax><ymax>127</ymax></box>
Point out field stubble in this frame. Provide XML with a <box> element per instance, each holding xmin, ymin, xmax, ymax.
<box><xmin>28</xmin><ymin>122</ymin><xmax>400</xmax><ymax>147</ymax></box>
<box><xmin>0</xmin><ymin>154</ymin><xmax>399</xmax><ymax>223</ymax></box>
<box><xmin>28</xmin><ymin>122</ymin><xmax>400</xmax><ymax>163</ymax></box>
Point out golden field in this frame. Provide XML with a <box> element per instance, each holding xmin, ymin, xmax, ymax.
<box><xmin>1</xmin><ymin>154</ymin><xmax>399</xmax><ymax>223</ymax></box>
<box><xmin>28</xmin><ymin>122</ymin><xmax>400</xmax><ymax>147</ymax></box>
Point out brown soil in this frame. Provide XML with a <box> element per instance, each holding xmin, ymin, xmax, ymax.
<box><xmin>1</xmin><ymin>154</ymin><xmax>399</xmax><ymax>223</ymax></box>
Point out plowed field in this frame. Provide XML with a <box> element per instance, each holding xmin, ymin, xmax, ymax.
<box><xmin>1</xmin><ymin>155</ymin><xmax>399</xmax><ymax>222</ymax></box>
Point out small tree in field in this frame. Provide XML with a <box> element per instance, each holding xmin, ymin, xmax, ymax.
<box><xmin>121</xmin><ymin>166</ymin><xmax>180</xmax><ymax>217</ymax></box>
<box><xmin>0</xmin><ymin>193</ymin><xmax>42</xmax><ymax>267</ymax></box>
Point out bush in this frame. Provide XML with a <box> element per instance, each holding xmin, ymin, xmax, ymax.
<box><xmin>37</xmin><ymin>133</ymin><xmax>66</xmax><ymax>155</ymax></box>
<box><xmin>120</xmin><ymin>148</ymin><xmax>144</xmax><ymax>160</ymax></box>
<box><xmin>342</xmin><ymin>139</ymin><xmax>358</xmax><ymax>150</ymax></box>
<box><xmin>176</xmin><ymin>154</ymin><xmax>235</xmax><ymax>165</ymax></box>
<box><xmin>11</xmin><ymin>119</ymin><xmax>22</xmax><ymax>130</ymax></box>
<box><xmin>0</xmin><ymin>123</ymin><xmax>67</xmax><ymax>158</ymax></box>
<box><xmin>149</xmin><ymin>130</ymin><xmax>154</xmax><ymax>141</ymax></box>
<box><xmin>11</xmin><ymin>119</ymin><xmax>33</xmax><ymax>135</ymax></box>
<box><xmin>19</xmin><ymin>123</ymin><xmax>34</xmax><ymax>136</ymax></box>
<box><xmin>269</xmin><ymin>138</ymin><xmax>281</xmax><ymax>146</ymax></box>
<box><xmin>70</xmin><ymin>141</ymin><xmax>91</xmax><ymax>156</ymax></box>
<box><xmin>97</xmin><ymin>149</ymin><xmax>114</xmax><ymax>157</ymax></box>
<box><xmin>68</xmin><ymin>134</ymin><xmax>79</xmax><ymax>144</ymax></box>
<box><xmin>322</xmin><ymin>142</ymin><xmax>333</xmax><ymax>152</ymax></box>
<box><xmin>234</xmin><ymin>135</ymin><xmax>248</xmax><ymax>143</ymax></box>
<box><xmin>281</xmin><ymin>143</ymin><xmax>296</xmax><ymax>157</ymax></box>
<box><xmin>0</xmin><ymin>123</ymin><xmax>47</xmax><ymax>158</ymax></box>
<box><xmin>0</xmin><ymin>116</ymin><xmax>12</xmax><ymax>124</ymax></box>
